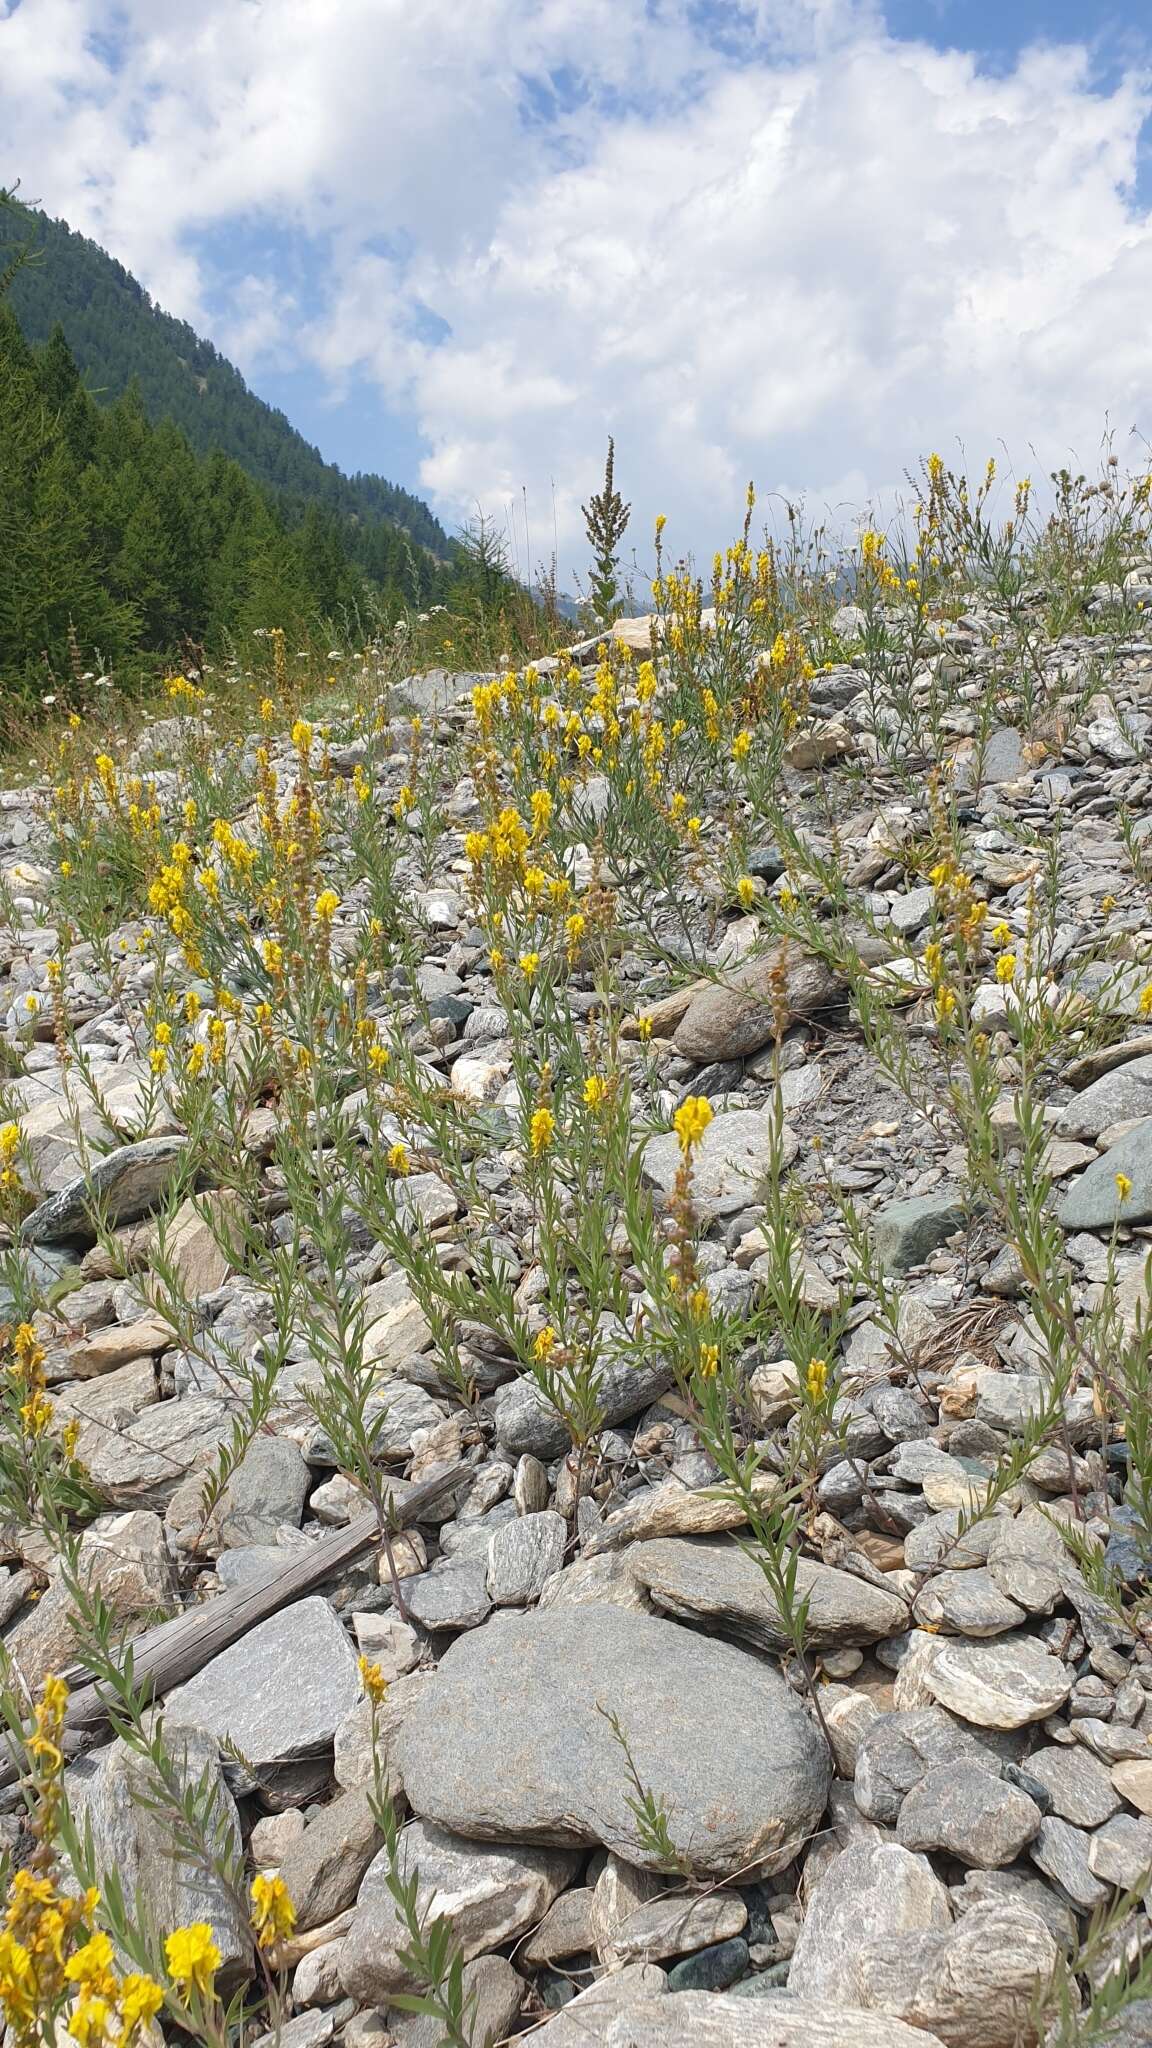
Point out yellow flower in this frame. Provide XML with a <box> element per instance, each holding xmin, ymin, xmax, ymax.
<box><xmin>533</xmin><ymin>1325</ymin><xmax>557</xmax><ymax>1361</ymax></box>
<box><xmin>118</xmin><ymin>1973</ymin><xmax>165</xmax><ymax>2036</ymax></box>
<box><xmin>991</xmin><ymin>922</ymin><xmax>1012</xmax><ymax>947</ymax></box>
<box><xmin>358</xmin><ymin>1656</ymin><xmax>389</xmax><ymax>1704</ymax></box>
<box><xmin>935</xmin><ymin>987</ymin><xmax>957</xmax><ymax>1022</ymax></box>
<box><xmin>806</xmin><ymin>1357</ymin><xmax>828</xmax><ymax>1400</ymax></box>
<box><xmin>1140</xmin><ymin>982</ymin><xmax>1152</xmax><ymax>1018</ymax></box>
<box><xmin>250</xmin><ymin>1873</ymin><xmax>296</xmax><ymax>1951</ymax></box>
<box><xmin>489</xmin><ymin>947</ymin><xmax>505</xmax><ymax>973</ymax></box>
<box><xmin>164</xmin><ymin>1924</ymin><xmax>220</xmax><ymax>1998</ymax></box>
<box><xmin>260</xmin><ymin>697</ymin><xmax>275</xmax><ymax>722</ymax></box>
<box><xmin>732</xmin><ymin>730</ymin><xmax>752</xmax><ymax>761</ymax></box>
<box><xmin>314</xmin><ymin>889</ymin><xmax>340</xmax><ymax>921</ymax></box>
<box><xmin>291</xmin><ymin>719</ymin><xmax>312</xmax><ymax>752</ymax></box>
<box><xmin>736</xmin><ymin>875</ymin><xmax>756</xmax><ymax>909</ymax></box>
<box><xmin>995</xmin><ymin>953</ymin><xmax>1016</xmax><ymax>984</ymax></box>
<box><xmin>387</xmin><ymin>1142</ymin><xmax>410</xmax><ymax>1176</ymax></box>
<box><xmin>1116</xmin><ymin>1172</ymin><xmax>1133</xmax><ymax>1203</ymax></box>
<box><xmin>698</xmin><ymin>1343</ymin><xmax>720</xmax><ymax>1379</ymax></box>
<box><xmin>148</xmin><ymin>1046</ymin><xmax>168</xmax><ymax>1076</ymax></box>
<box><xmin>519</xmin><ymin>951</ymin><xmax>540</xmax><ymax>980</ymax></box>
<box><xmin>368</xmin><ymin>1043</ymin><xmax>390</xmax><ymax>1074</ymax></box>
<box><xmin>1101</xmin><ymin>894</ymin><xmax>1117</xmax><ymax>914</ymax></box>
<box><xmin>686</xmin><ymin>816</ymin><xmax>702</xmax><ymax>839</ymax></box>
<box><xmin>637</xmin><ymin>1015</ymin><xmax>653</xmax><ymax>1043</ymax></box>
<box><xmin>673</xmin><ymin>1096</ymin><xmax>713</xmax><ymax>1155</ymax></box>
<box><xmin>529</xmin><ymin>1107</ymin><xmax>555</xmax><ymax>1155</ymax></box>
<box><xmin>263</xmin><ymin>939</ymin><xmax>284</xmax><ymax>974</ymax></box>
<box><xmin>583</xmin><ymin>1075</ymin><xmax>607</xmax><ymax>1110</ymax></box>
<box><xmin>65</xmin><ymin>1933</ymin><xmax>116</xmax><ymax>1990</ymax></box>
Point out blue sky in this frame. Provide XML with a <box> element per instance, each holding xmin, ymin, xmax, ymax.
<box><xmin>3</xmin><ymin>0</ymin><xmax>1152</xmax><ymax>570</ymax></box>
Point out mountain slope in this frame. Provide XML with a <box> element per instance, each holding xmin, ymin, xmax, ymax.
<box><xmin>5</xmin><ymin>205</ymin><xmax>450</xmax><ymax>560</ymax></box>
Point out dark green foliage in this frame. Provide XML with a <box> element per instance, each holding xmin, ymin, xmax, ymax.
<box><xmin>7</xmin><ymin>205</ymin><xmax>450</xmax><ymax>559</ymax></box>
<box><xmin>582</xmin><ymin>437</ymin><xmax>630</xmax><ymax>624</ymax></box>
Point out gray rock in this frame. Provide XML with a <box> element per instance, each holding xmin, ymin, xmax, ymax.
<box><xmin>4</xmin><ymin>1510</ymin><xmax>174</xmax><ymax>1689</ymax></box>
<box><xmin>896</xmin><ymin>1761</ymin><xmax>1041</xmax><ymax>1867</ymax></box>
<box><xmin>213</xmin><ymin>1435</ymin><xmax>309</xmax><ymax>1549</ymax></box>
<box><xmin>167</xmin><ymin>1596</ymin><xmax>362</xmax><ymax>1777</ymax></box>
<box><xmin>275</xmin><ymin>1787</ymin><xmax>381</xmax><ymax>1930</ymax></box>
<box><xmin>530</xmin><ymin>1990</ymin><xmax>947</xmax><ymax>2048</ymax></box>
<box><xmin>950</xmin><ymin>1866</ymin><xmax>1078</xmax><ymax>1952</ymax></box>
<box><xmin>1025</xmin><ymin>1745</ymin><xmax>1121</xmax><ymax>1827</ymax></box>
<box><xmin>643</xmin><ymin>1110</ymin><xmax>799</xmax><ymax>1222</ymax></box>
<box><xmin>403</xmin><ymin>1559</ymin><xmax>492</xmax><ymax>1632</ymax></box>
<box><xmin>979</xmin><ymin>729</ymin><xmax>1026</xmax><ymax>785</ymax></box>
<box><xmin>923</xmin><ymin>1633</ymin><xmax>1073</xmax><ymax>1728</ymax></box>
<box><xmin>521</xmin><ymin>1887</ymin><xmax>596</xmax><ymax>1964</ymax></box>
<box><xmin>789</xmin><ymin>1838</ymin><xmax>951</xmax><ymax>2004</ymax></box>
<box><xmin>873</xmin><ymin>1196</ymin><xmax>965</xmax><ymax>1275</ymax></box>
<box><xmin>1088</xmin><ymin>1812</ymin><xmax>1152</xmax><ymax>1890</ymax></box>
<box><xmin>853</xmin><ymin>1710</ymin><xmax>998</xmax><ymax>1824</ymax></box>
<box><xmin>1056</xmin><ymin>1058</ymin><xmax>1152</xmax><ymax>1142</ymax></box>
<box><xmin>494</xmin><ymin>1354</ymin><xmax>676</xmax><ymax>1457</ymax></box>
<box><xmin>68</xmin><ymin>1726</ymin><xmax>251</xmax><ymax>1980</ymax></box>
<box><xmin>1059</xmin><ymin>1120</ymin><xmax>1152</xmax><ymax>1230</ymax></box>
<box><xmin>854</xmin><ymin>1898</ymin><xmax>1059</xmax><ymax>2048</ymax></box>
<box><xmin>1029</xmin><ymin>1814</ymin><xmax>1110</xmax><ymax>1909</ymax></box>
<box><xmin>612</xmin><ymin>1892</ymin><xmax>748</xmax><ymax>1963</ymax></box>
<box><xmin>339</xmin><ymin>1820</ymin><xmax>578</xmax><ymax>2000</ymax></box>
<box><xmin>394</xmin><ymin>1603</ymin><xmax>830</xmax><ymax>1880</ymax></box>
<box><xmin>388</xmin><ymin>1955</ymin><xmax>523</xmax><ymax>2048</ymax></box>
<box><xmin>630</xmin><ymin>1535</ymin><xmax>909</xmax><ymax>1650</ymax></box>
<box><xmin>76</xmin><ymin>1395</ymin><xmax>232</xmax><ymax>1509</ymax></box>
<box><xmin>21</xmin><ymin>1136</ymin><xmax>188</xmax><ymax>1243</ymax></box>
<box><xmin>487</xmin><ymin>1510</ymin><xmax>566</xmax><ymax>1604</ymax></box>
<box><xmin>672</xmin><ymin>952</ymin><xmax>842</xmax><ymax>1063</ymax></box>
<box><xmin>912</xmin><ymin>1568</ymin><xmax>1026</xmax><ymax>1639</ymax></box>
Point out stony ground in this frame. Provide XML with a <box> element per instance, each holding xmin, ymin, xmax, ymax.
<box><xmin>4</xmin><ymin>561</ymin><xmax>1152</xmax><ymax>2048</ymax></box>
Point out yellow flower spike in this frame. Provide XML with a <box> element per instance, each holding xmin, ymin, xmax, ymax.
<box><xmin>164</xmin><ymin>1923</ymin><xmax>221</xmax><ymax>1998</ymax></box>
<box><xmin>673</xmin><ymin>1096</ymin><xmax>713</xmax><ymax>1155</ymax></box>
<box><xmin>118</xmin><ymin>1973</ymin><xmax>165</xmax><ymax>2036</ymax></box>
<box><xmin>519</xmin><ymin>951</ymin><xmax>540</xmax><ymax>981</ymax></box>
<box><xmin>732</xmin><ymin>730</ymin><xmax>752</xmax><ymax>761</ymax></box>
<box><xmin>1117</xmin><ymin>1172</ymin><xmax>1133</xmax><ymax>1203</ymax></box>
<box><xmin>995</xmin><ymin>953</ymin><xmax>1017</xmax><ymax>984</ymax></box>
<box><xmin>1101</xmin><ymin>894</ymin><xmax>1117</xmax><ymax>914</ymax></box>
<box><xmin>387</xmin><ymin>1142</ymin><xmax>410</xmax><ymax>1176</ymax></box>
<box><xmin>533</xmin><ymin>1325</ymin><xmax>557</xmax><ymax>1361</ymax></box>
<box><xmin>806</xmin><ymin>1357</ymin><xmax>829</xmax><ymax>1401</ymax></box>
<box><xmin>250</xmin><ymin>1873</ymin><xmax>296</xmax><ymax>1951</ymax></box>
<box><xmin>637</xmin><ymin>1015</ymin><xmax>653</xmax><ymax>1043</ymax></box>
<box><xmin>935</xmin><ymin>987</ymin><xmax>957</xmax><ymax>1022</ymax></box>
<box><xmin>290</xmin><ymin>718</ymin><xmax>312</xmax><ymax>752</ymax></box>
<box><xmin>698</xmin><ymin>1343</ymin><xmax>720</xmax><ymax>1379</ymax></box>
<box><xmin>991</xmin><ymin>922</ymin><xmax>1012</xmax><ymax>947</ymax></box>
<box><xmin>529</xmin><ymin>1107</ymin><xmax>555</xmax><ymax>1155</ymax></box>
<box><xmin>358</xmin><ymin>1656</ymin><xmax>388</xmax><ymax>1705</ymax></box>
<box><xmin>583</xmin><ymin>1075</ymin><xmax>607</xmax><ymax>1110</ymax></box>
<box><xmin>736</xmin><ymin>875</ymin><xmax>756</xmax><ymax>909</ymax></box>
<box><xmin>314</xmin><ymin>889</ymin><xmax>340</xmax><ymax>922</ymax></box>
<box><xmin>368</xmin><ymin>1043</ymin><xmax>390</xmax><ymax>1074</ymax></box>
<box><xmin>64</xmin><ymin>1932</ymin><xmax>116</xmax><ymax>1990</ymax></box>
<box><xmin>1140</xmin><ymin>982</ymin><xmax>1152</xmax><ymax>1018</ymax></box>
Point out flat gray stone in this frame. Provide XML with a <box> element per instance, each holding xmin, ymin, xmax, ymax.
<box><xmin>1056</xmin><ymin>1057</ymin><xmax>1152</xmax><ymax>1142</ymax></box>
<box><xmin>67</xmin><ymin>1726</ymin><xmax>251</xmax><ymax>1979</ymax></box>
<box><xmin>403</xmin><ymin>1558</ymin><xmax>492</xmax><ymax>1632</ymax></box>
<box><xmin>643</xmin><ymin>1110</ymin><xmax>799</xmax><ymax>1221</ymax></box>
<box><xmin>340</xmin><ymin>1820</ymin><xmax>578</xmax><ymax>2000</ymax></box>
<box><xmin>912</xmin><ymin>1567</ymin><xmax>1026</xmax><ymax>1639</ymax></box>
<box><xmin>923</xmin><ymin>1633</ymin><xmax>1073</xmax><ymax>1728</ymax></box>
<box><xmin>214</xmin><ymin>1435</ymin><xmax>310</xmax><ymax>1549</ymax></box>
<box><xmin>1029</xmin><ymin>1814</ymin><xmax>1109</xmax><ymax>1909</ymax></box>
<box><xmin>629</xmin><ymin>1535</ymin><xmax>909</xmax><ymax>1650</ymax></box>
<box><xmin>494</xmin><ymin>1354</ymin><xmax>675</xmax><ymax>1457</ymax></box>
<box><xmin>1026</xmin><ymin>1745</ymin><xmax>1121</xmax><ymax>1827</ymax></box>
<box><xmin>672</xmin><ymin>952</ymin><xmax>843</xmax><ymax>1063</ymax></box>
<box><xmin>166</xmin><ymin>1595</ymin><xmax>362</xmax><ymax>1776</ymax></box>
<box><xmin>1088</xmin><ymin>1812</ymin><xmax>1152</xmax><ymax>1889</ymax></box>
<box><xmin>276</xmin><ymin>1787</ymin><xmax>381</xmax><ymax>1930</ymax></box>
<box><xmin>872</xmin><ymin>1195</ymin><xmax>965</xmax><ymax>1274</ymax></box>
<box><xmin>896</xmin><ymin>1761</ymin><xmax>1041</xmax><ymax>1867</ymax></box>
<box><xmin>394</xmin><ymin>1603</ymin><xmax>830</xmax><ymax>1880</ymax></box>
<box><xmin>611</xmin><ymin>1892</ymin><xmax>747</xmax><ymax>1963</ymax></box>
<box><xmin>854</xmin><ymin>1708</ymin><xmax>991</xmax><ymax>1825</ymax></box>
<box><xmin>1059</xmin><ymin>1119</ymin><xmax>1152</xmax><ymax>1230</ymax></box>
<box><xmin>789</xmin><ymin>1838</ymin><xmax>951</xmax><ymax>2004</ymax></box>
<box><xmin>530</xmin><ymin>1991</ymin><xmax>945</xmax><ymax>2048</ymax></box>
<box><xmin>487</xmin><ymin>1510</ymin><xmax>566</xmax><ymax>1604</ymax></box>
<box><xmin>853</xmin><ymin>1899</ymin><xmax>1059</xmax><ymax>2048</ymax></box>
<box><xmin>21</xmin><ymin>1136</ymin><xmax>188</xmax><ymax>1243</ymax></box>
<box><xmin>78</xmin><ymin>1395</ymin><xmax>232</xmax><ymax>1509</ymax></box>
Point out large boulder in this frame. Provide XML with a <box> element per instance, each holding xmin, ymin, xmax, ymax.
<box><xmin>394</xmin><ymin>1603</ymin><xmax>830</xmax><ymax>1879</ymax></box>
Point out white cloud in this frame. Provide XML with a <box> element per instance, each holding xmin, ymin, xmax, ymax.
<box><xmin>2</xmin><ymin>0</ymin><xmax>1151</xmax><ymax>576</ymax></box>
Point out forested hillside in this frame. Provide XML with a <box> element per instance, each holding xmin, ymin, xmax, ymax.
<box><xmin>7</xmin><ymin>206</ymin><xmax>450</xmax><ymax>558</ymax></box>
